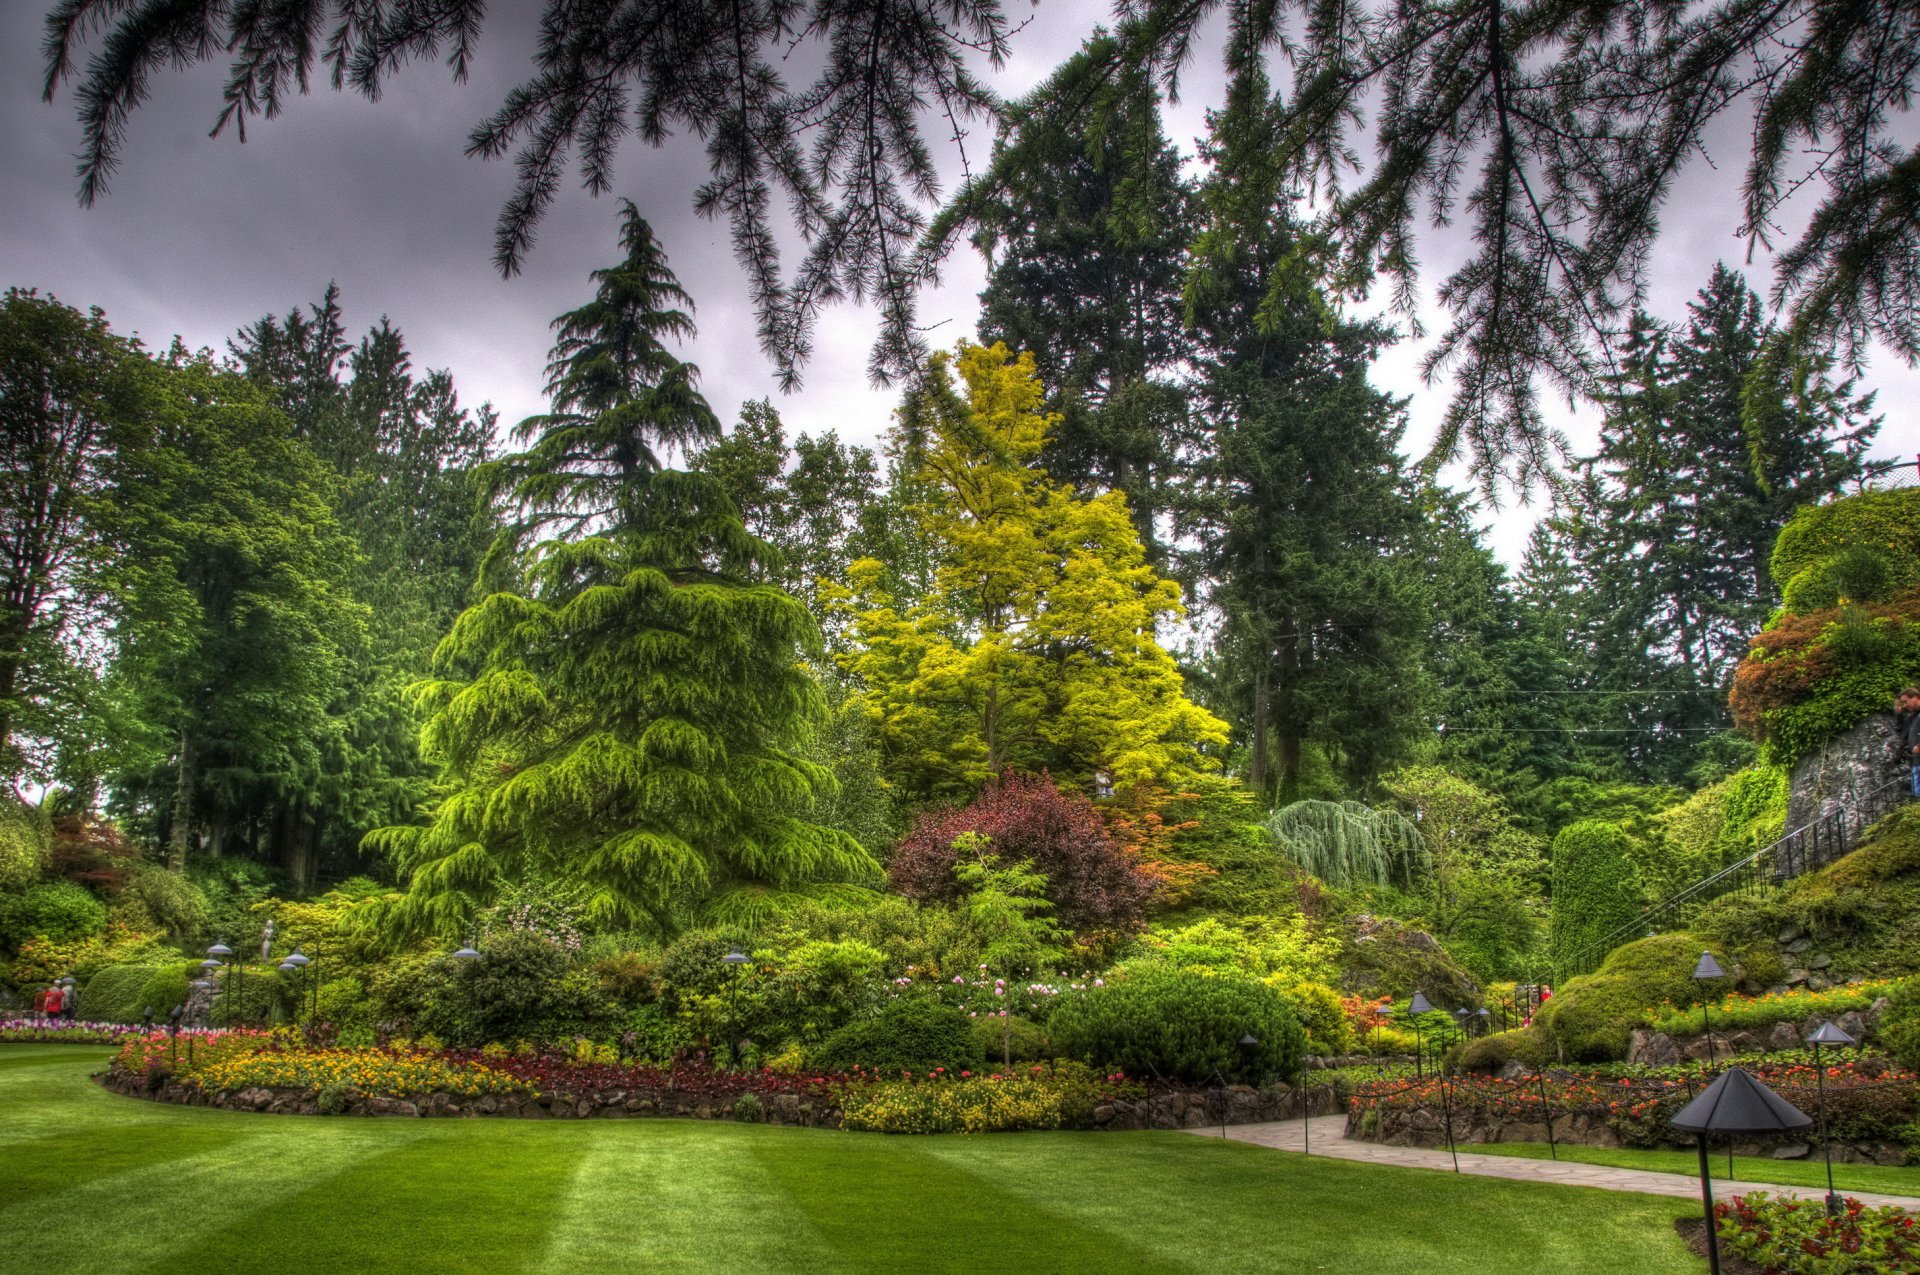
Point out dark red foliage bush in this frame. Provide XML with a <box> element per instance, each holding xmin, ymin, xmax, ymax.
<box><xmin>49</xmin><ymin>815</ymin><xmax>139</xmax><ymax>889</ymax></box>
<box><xmin>889</xmin><ymin>771</ymin><xmax>1156</xmax><ymax>935</ymax></box>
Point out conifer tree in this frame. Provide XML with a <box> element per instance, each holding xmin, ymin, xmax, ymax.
<box><xmin>962</xmin><ymin>43</ymin><xmax>1197</xmax><ymax>563</ymax></box>
<box><xmin>1183</xmin><ymin>57</ymin><xmax>1426</xmax><ymax>798</ymax></box>
<box><xmin>230</xmin><ymin>288</ymin><xmax>498</xmax><ymax>884</ymax></box>
<box><xmin>826</xmin><ymin>341</ymin><xmax>1227</xmax><ymax>803</ymax></box>
<box><xmin>369</xmin><ymin>206</ymin><xmax>878</xmax><ymax>935</ymax></box>
<box><xmin>1569</xmin><ymin>264</ymin><xmax>1881</xmax><ymax>782</ymax></box>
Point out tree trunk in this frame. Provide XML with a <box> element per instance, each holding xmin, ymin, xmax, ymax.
<box><xmin>1249</xmin><ymin>660</ymin><xmax>1271</xmax><ymax>795</ymax></box>
<box><xmin>1275</xmin><ymin>615</ymin><xmax>1301</xmax><ymax>798</ymax></box>
<box><xmin>167</xmin><ymin>730</ymin><xmax>195</xmax><ymax>871</ymax></box>
<box><xmin>278</xmin><ymin>809</ymin><xmax>316</xmax><ymax>892</ymax></box>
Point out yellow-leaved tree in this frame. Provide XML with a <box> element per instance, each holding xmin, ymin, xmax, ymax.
<box><xmin>825</xmin><ymin>341</ymin><xmax>1227</xmax><ymax>801</ymax></box>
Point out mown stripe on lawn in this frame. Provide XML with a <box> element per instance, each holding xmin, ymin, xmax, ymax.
<box><xmin>748</xmin><ymin>1129</ymin><xmax>1183</xmax><ymax>1275</ymax></box>
<box><xmin>0</xmin><ymin>1123</ymin><xmax>251</xmax><ymax>1210</ymax></box>
<box><xmin>539</xmin><ymin>1120</ymin><xmax>846</xmax><ymax>1272</ymax></box>
<box><xmin>0</xmin><ymin>1118</ymin><xmax>396</xmax><ymax>1275</ymax></box>
<box><xmin>148</xmin><ymin>1123</ymin><xmax>579</xmax><ymax>1275</ymax></box>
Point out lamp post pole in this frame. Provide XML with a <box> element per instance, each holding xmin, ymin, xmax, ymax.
<box><xmin>1806</xmin><ymin>1020</ymin><xmax>1857</xmax><ymax>1217</ymax></box>
<box><xmin>721</xmin><ymin>949</ymin><xmax>749</xmax><ymax>1067</ymax></box>
<box><xmin>1409</xmin><ymin>992</ymin><xmax>1432</xmax><ymax>1079</ymax></box>
<box><xmin>1693</xmin><ymin>951</ymin><xmax>1726</xmax><ymax>1068</ymax></box>
<box><xmin>206</xmin><ymin>941</ymin><xmax>234</xmax><ymax>1026</ymax></box>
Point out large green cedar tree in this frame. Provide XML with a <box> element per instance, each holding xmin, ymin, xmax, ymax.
<box><xmin>370</xmin><ymin>206</ymin><xmax>879</xmax><ymax>936</ymax></box>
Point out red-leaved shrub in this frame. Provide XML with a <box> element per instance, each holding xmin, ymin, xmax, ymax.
<box><xmin>889</xmin><ymin>772</ymin><xmax>1155</xmax><ymax>935</ymax></box>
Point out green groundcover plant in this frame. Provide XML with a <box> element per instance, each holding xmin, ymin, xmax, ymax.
<box><xmin>1645</xmin><ymin>979</ymin><xmax>1908</xmax><ymax>1037</ymax></box>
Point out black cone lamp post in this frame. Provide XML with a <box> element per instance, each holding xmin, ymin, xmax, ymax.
<box><xmin>1693</xmin><ymin>951</ymin><xmax>1726</xmax><ymax>1066</ymax></box>
<box><xmin>1805</xmin><ymin>1020</ymin><xmax>1857</xmax><ymax>1216</ymax></box>
<box><xmin>1669</xmin><ymin>1067</ymin><xmax>1812</xmax><ymax>1275</ymax></box>
<box><xmin>721</xmin><ymin>949</ymin><xmax>750</xmax><ymax>1065</ymax></box>
<box><xmin>1409</xmin><ymin>991</ymin><xmax>1432</xmax><ymax>1078</ymax></box>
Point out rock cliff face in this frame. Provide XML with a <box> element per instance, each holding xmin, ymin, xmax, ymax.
<box><xmin>1786</xmin><ymin>712</ymin><xmax>1902</xmax><ymax>832</ymax></box>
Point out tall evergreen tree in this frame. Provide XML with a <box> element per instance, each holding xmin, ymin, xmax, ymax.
<box><xmin>1183</xmin><ymin>57</ymin><xmax>1426</xmax><ymax>799</ymax></box>
<box><xmin>1570</xmin><ymin>264</ymin><xmax>1881</xmax><ymax>782</ymax></box>
<box><xmin>103</xmin><ymin>351</ymin><xmax>365</xmax><ymax>871</ymax></box>
<box><xmin>230</xmin><ymin>288</ymin><xmax>498</xmax><ymax>884</ymax></box>
<box><xmin>964</xmin><ymin>43</ymin><xmax>1197</xmax><ymax>562</ymax></box>
<box><xmin>369</xmin><ymin>207</ymin><xmax>878</xmax><ymax>936</ymax></box>
<box><xmin>690</xmin><ymin>398</ymin><xmax>883</xmax><ymax>624</ymax></box>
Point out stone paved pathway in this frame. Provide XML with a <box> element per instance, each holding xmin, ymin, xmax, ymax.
<box><xmin>1188</xmin><ymin>1116</ymin><xmax>1920</xmax><ymax>1212</ymax></box>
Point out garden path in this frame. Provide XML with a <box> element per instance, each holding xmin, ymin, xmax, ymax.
<box><xmin>1193</xmin><ymin>1116</ymin><xmax>1920</xmax><ymax>1212</ymax></box>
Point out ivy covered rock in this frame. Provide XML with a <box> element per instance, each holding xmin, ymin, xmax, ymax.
<box><xmin>1337</xmin><ymin>914</ymin><xmax>1478</xmax><ymax>1008</ymax></box>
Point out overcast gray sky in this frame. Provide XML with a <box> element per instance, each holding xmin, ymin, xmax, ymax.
<box><xmin>2</xmin><ymin>4</ymin><xmax>1913</xmax><ymax>565</ymax></box>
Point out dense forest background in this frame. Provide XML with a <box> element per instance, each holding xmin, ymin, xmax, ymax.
<box><xmin>0</xmin><ymin>77</ymin><xmax>1904</xmax><ymax>994</ymax></box>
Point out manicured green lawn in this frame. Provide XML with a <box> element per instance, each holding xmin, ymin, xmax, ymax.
<box><xmin>1471</xmin><ymin>1139</ymin><xmax>1920</xmax><ymax>1198</ymax></box>
<box><xmin>0</xmin><ymin>1046</ymin><xmax>1704</xmax><ymax>1274</ymax></box>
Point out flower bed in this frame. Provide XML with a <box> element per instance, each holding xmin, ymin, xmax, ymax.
<box><xmin>1345</xmin><ymin>1059</ymin><xmax>1919</xmax><ymax>1159</ymax></box>
<box><xmin>1716</xmin><ymin>1192</ymin><xmax>1916</xmax><ymax>1274</ymax></box>
<box><xmin>196</xmin><ymin>1047</ymin><xmax>525</xmax><ymax>1099</ymax></box>
<box><xmin>839</xmin><ymin>1063</ymin><xmax>1141</xmax><ymax>1133</ymax></box>
<box><xmin>100</xmin><ymin>1029</ymin><xmax>1317</xmax><ymax>1133</ymax></box>
<box><xmin>1</xmin><ymin>1018</ymin><xmax>154</xmax><ymax>1044</ymax></box>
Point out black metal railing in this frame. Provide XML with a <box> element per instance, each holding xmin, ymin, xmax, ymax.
<box><xmin>1557</xmin><ymin>775</ymin><xmax>1914</xmax><ymax>980</ymax></box>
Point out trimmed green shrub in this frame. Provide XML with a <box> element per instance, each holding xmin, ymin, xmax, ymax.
<box><xmin>0</xmin><ymin>794</ymin><xmax>49</xmax><ymax>891</ymax></box>
<box><xmin>619</xmin><ymin>1002</ymin><xmax>693</xmax><ymax>1064</ymax></box>
<box><xmin>1269</xmin><ymin>979</ymin><xmax>1353</xmax><ymax>1054</ymax></box>
<box><xmin>1880</xmin><ymin>979</ymin><xmax>1920</xmax><ymax>1072</ymax></box>
<box><xmin>81</xmin><ymin>963</ymin><xmax>164</xmax><ymax>1024</ymax></box>
<box><xmin>1549</xmin><ymin>821</ymin><xmax>1641</xmax><ymax>974</ymax></box>
<box><xmin>211</xmin><ymin>966</ymin><xmax>290</xmax><ymax>1026</ymax></box>
<box><xmin>1535</xmin><ymin>933</ymin><xmax>1709</xmax><ymax>1061</ymax></box>
<box><xmin>813</xmin><ymin>998</ymin><xmax>983</xmax><ymax>1075</ymax></box>
<box><xmin>313</xmin><ymin>976</ymin><xmax>374</xmax><ymax>1032</ymax></box>
<box><xmin>1048</xmin><ymin>965</ymin><xmax>1305</xmax><ymax>1083</ymax></box>
<box><xmin>970</xmin><ymin>1013</ymin><xmax>1048</xmax><ymax>1064</ymax></box>
<box><xmin>1455</xmin><ymin>1027</ymin><xmax>1551</xmax><ymax>1072</ymax></box>
<box><xmin>455</xmin><ymin>931</ymin><xmax>570</xmax><ymax>1045</ymax></box>
<box><xmin>138</xmin><ymin>964</ymin><xmax>192</xmax><ymax>1019</ymax></box>
<box><xmin>128</xmin><ymin>866</ymin><xmax>212</xmax><ymax>944</ymax></box>
<box><xmin>0</xmin><ymin>881</ymin><xmax>108</xmax><ymax>947</ymax></box>
<box><xmin>1772</xmin><ymin>489</ymin><xmax>1920</xmax><ymax>602</ymax></box>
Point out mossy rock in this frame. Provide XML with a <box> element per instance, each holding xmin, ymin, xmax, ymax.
<box><xmin>1454</xmin><ymin>1027</ymin><xmax>1551</xmax><ymax>1073</ymax></box>
<box><xmin>1696</xmin><ymin>807</ymin><xmax>1920</xmax><ymax>982</ymax></box>
<box><xmin>1338</xmin><ymin>915</ymin><xmax>1479</xmax><ymax>1007</ymax></box>
<box><xmin>1535</xmin><ymin>933</ymin><xmax>1709</xmax><ymax>1062</ymax></box>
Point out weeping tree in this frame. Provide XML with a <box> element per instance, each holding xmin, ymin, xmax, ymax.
<box><xmin>365</xmin><ymin>206</ymin><xmax>879</xmax><ymax>938</ymax></box>
<box><xmin>1266</xmin><ymin>800</ymin><xmax>1429</xmax><ymax>890</ymax></box>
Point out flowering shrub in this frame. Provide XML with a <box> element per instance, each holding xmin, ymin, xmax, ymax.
<box><xmin>1717</xmin><ymin>1191</ymin><xmax>1916</xmax><ymax>1274</ymax></box>
<box><xmin>458</xmin><ymin>1054</ymin><xmax>853</xmax><ymax>1102</ymax></box>
<box><xmin>196</xmin><ymin>1046</ymin><xmax>525</xmax><ymax>1098</ymax></box>
<box><xmin>0</xmin><ymin>1018</ymin><xmax>149</xmax><ymax>1044</ymax></box>
<box><xmin>113</xmin><ymin>1027</ymin><xmax>275</xmax><ymax>1080</ymax></box>
<box><xmin>839</xmin><ymin>1062</ymin><xmax>1143</xmax><ymax>1134</ymax></box>
<box><xmin>1645</xmin><ymin>979</ymin><xmax>1908</xmax><ymax>1038</ymax></box>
